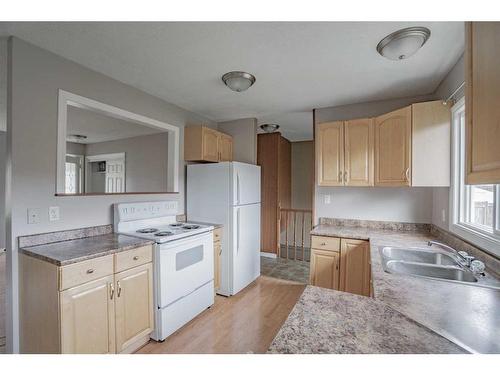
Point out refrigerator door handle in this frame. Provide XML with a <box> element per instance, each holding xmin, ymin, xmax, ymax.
<box><xmin>236</xmin><ymin>208</ymin><xmax>240</xmax><ymax>253</ymax></box>
<box><xmin>236</xmin><ymin>172</ymin><xmax>240</xmax><ymax>205</ymax></box>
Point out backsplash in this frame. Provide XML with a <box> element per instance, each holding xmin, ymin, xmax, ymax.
<box><xmin>318</xmin><ymin>217</ymin><xmax>431</xmax><ymax>232</ymax></box>
<box><xmin>18</xmin><ymin>225</ymin><xmax>113</xmax><ymax>248</ymax></box>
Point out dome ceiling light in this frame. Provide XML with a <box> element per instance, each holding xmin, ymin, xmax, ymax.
<box><xmin>260</xmin><ymin>123</ymin><xmax>280</xmax><ymax>133</ymax></box>
<box><xmin>376</xmin><ymin>27</ymin><xmax>431</xmax><ymax>61</ymax></box>
<box><xmin>222</xmin><ymin>71</ymin><xmax>256</xmax><ymax>92</ymax></box>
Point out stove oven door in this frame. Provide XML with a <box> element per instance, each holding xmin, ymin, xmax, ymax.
<box><xmin>155</xmin><ymin>232</ymin><xmax>214</xmax><ymax>309</ymax></box>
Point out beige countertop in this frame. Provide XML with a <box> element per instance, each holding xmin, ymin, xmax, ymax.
<box><xmin>308</xmin><ymin>224</ymin><xmax>500</xmax><ymax>353</ymax></box>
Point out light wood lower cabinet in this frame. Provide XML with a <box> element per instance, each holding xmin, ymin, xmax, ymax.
<box><xmin>309</xmin><ymin>236</ymin><xmax>371</xmax><ymax>297</ymax></box>
<box><xmin>20</xmin><ymin>245</ymin><xmax>154</xmax><ymax>354</ymax></box>
<box><xmin>114</xmin><ymin>263</ymin><xmax>154</xmax><ymax>353</ymax></box>
<box><xmin>309</xmin><ymin>248</ymin><xmax>340</xmax><ymax>290</ymax></box>
<box><xmin>60</xmin><ymin>275</ymin><xmax>116</xmax><ymax>354</ymax></box>
<box><xmin>339</xmin><ymin>239</ymin><xmax>371</xmax><ymax>297</ymax></box>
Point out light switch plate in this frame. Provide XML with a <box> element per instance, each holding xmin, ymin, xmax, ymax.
<box><xmin>27</xmin><ymin>208</ymin><xmax>41</xmax><ymax>224</ymax></box>
<box><xmin>49</xmin><ymin>206</ymin><xmax>60</xmax><ymax>221</ymax></box>
<box><xmin>442</xmin><ymin>209</ymin><xmax>446</xmax><ymax>223</ymax></box>
<box><xmin>324</xmin><ymin>195</ymin><xmax>331</xmax><ymax>204</ymax></box>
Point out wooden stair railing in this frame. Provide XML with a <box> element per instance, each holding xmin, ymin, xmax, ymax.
<box><xmin>277</xmin><ymin>208</ymin><xmax>313</xmax><ymax>261</ymax></box>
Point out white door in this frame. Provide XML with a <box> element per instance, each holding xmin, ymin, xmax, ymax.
<box><xmin>232</xmin><ymin>162</ymin><xmax>261</xmax><ymax>206</ymax></box>
<box><xmin>106</xmin><ymin>159</ymin><xmax>125</xmax><ymax>193</ymax></box>
<box><xmin>231</xmin><ymin>203</ymin><xmax>261</xmax><ymax>294</ymax></box>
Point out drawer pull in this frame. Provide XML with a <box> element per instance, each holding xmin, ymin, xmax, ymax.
<box><xmin>86</xmin><ymin>269</ymin><xmax>94</xmax><ymax>274</ymax></box>
<box><xmin>133</xmin><ymin>256</ymin><xmax>139</xmax><ymax>261</ymax></box>
<box><xmin>321</xmin><ymin>242</ymin><xmax>326</xmax><ymax>246</ymax></box>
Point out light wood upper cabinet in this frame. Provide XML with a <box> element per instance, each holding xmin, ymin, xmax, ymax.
<box><xmin>60</xmin><ymin>275</ymin><xmax>116</xmax><ymax>354</ymax></box>
<box><xmin>114</xmin><ymin>263</ymin><xmax>154</xmax><ymax>353</ymax></box>
<box><xmin>309</xmin><ymin>248</ymin><xmax>340</xmax><ymax>290</ymax></box>
<box><xmin>345</xmin><ymin>118</ymin><xmax>374</xmax><ymax>186</ymax></box>
<box><xmin>219</xmin><ymin>133</ymin><xmax>233</xmax><ymax>162</ymax></box>
<box><xmin>465</xmin><ymin>22</ymin><xmax>500</xmax><ymax>184</ymax></box>
<box><xmin>412</xmin><ymin>100</ymin><xmax>451</xmax><ymax>187</ymax></box>
<box><xmin>339</xmin><ymin>239</ymin><xmax>371</xmax><ymax>297</ymax></box>
<box><xmin>316</xmin><ymin>121</ymin><xmax>344</xmax><ymax>186</ymax></box>
<box><xmin>374</xmin><ymin>106</ymin><xmax>412</xmax><ymax>186</ymax></box>
<box><xmin>184</xmin><ymin>125</ymin><xmax>233</xmax><ymax>162</ymax></box>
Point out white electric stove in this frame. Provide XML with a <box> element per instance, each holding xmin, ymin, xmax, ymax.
<box><xmin>114</xmin><ymin>201</ymin><xmax>214</xmax><ymax>341</ymax></box>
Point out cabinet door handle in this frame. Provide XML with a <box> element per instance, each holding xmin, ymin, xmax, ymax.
<box><xmin>133</xmin><ymin>256</ymin><xmax>139</xmax><ymax>261</ymax></box>
<box><xmin>86</xmin><ymin>269</ymin><xmax>94</xmax><ymax>274</ymax></box>
<box><xmin>117</xmin><ymin>281</ymin><xmax>122</xmax><ymax>298</ymax></box>
<box><xmin>219</xmin><ymin>247</ymin><xmax>222</xmax><ymax>256</ymax></box>
<box><xmin>344</xmin><ymin>171</ymin><xmax>348</xmax><ymax>182</ymax></box>
<box><xmin>405</xmin><ymin>168</ymin><xmax>410</xmax><ymax>182</ymax></box>
<box><xmin>110</xmin><ymin>283</ymin><xmax>115</xmax><ymax>300</ymax></box>
<box><xmin>339</xmin><ymin>171</ymin><xmax>343</xmax><ymax>182</ymax></box>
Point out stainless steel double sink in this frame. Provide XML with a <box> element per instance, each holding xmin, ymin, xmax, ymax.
<box><xmin>379</xmin><ymin>246</ymin><xmax>488</xmax><ymax>286</ymax></box>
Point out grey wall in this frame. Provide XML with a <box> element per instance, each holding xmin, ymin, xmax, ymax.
<box><xmin>291</xmin><ymin>141</ymin><xmax>313</xmax><ymax>210</ymax></box>
<box><xmin>431</xmin><ymin>54</ymin><xmax>465</xmax><ymax>231</ymax></box>
<box><xmin>66</xmin><ymin>141</ymin><xmax>85</xmax><ymax>155</ymax></box>
<box><xmin>85</xmin><ymin>133</ymin><xmax>169</xmax><ymax>192</ymax></box>
<box><xmin>5</xmin><ymin>37</ymin><xmax>216</xmax><ymax>353</ymax></box>
<box><xmin>314</xmin><ymin>94</ymin><xmax>436</xmax><ymax>224</ymax></box>
<box><xmin>0</xmin><ymin>38</ymin><xmax>6</xmax><ymax>132</ymax></box>
<box><xmin>217</xmin><ymin>118</ymin><xmax>257</xmax><ymax>164</ymax></box>
<box><xmin>0</xmin><ymin>132</ymin><xmax>5</xmax><ymax>248</ymax></box>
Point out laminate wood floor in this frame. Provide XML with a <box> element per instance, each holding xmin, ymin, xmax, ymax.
<box><xmin>137</xmin><ymin>276</ymin><xmax>305</xmax><ymax>354</ymax></box>
<box><xmin>0</xmin><ymin>252</ymin><xmax>6</xmax><ymax>353</ymax></box>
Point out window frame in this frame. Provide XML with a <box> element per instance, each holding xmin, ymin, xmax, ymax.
<box><xmin>449</xmin><ymin>97</ymin><xmax>500</xmax><ymax>256</ymax></box>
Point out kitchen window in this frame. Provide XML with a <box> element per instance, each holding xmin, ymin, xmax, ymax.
<box><xmin>450</xmin><ymin>97</ymin><xmax>500</xmax><ymax>256</ymax></box>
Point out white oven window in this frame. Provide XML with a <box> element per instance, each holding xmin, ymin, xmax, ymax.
<box><xmin>450</xmin><ymin>97</ymin><xmax>500</xmax><ymax>256</ymax></box>
<box><xmin>176</xmin><ymin>245</ymin><xmax>204</xmax><ymax>271</ymax></box>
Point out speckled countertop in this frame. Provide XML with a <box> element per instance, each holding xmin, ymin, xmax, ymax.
<box><xmin>20</xmin><ymin>233</ymin><xmax>154</xmax><ymax>266</ymax></box>
<box><xmin>275</xmin><ymin>225</ymin><xmax>500</xmax><ymax>354</ymax></box>
<box><xmin>268</xmin><ymin>286</ymin><xmax>466</xmax><ymax>354</ymax></box>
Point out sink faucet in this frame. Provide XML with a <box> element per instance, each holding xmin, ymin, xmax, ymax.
<box><xmin>427</xmin><ymin>241</ymin><xmax>474</xmax><ymax>267</ymax></box>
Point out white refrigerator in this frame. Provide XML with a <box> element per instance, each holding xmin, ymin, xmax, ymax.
<box><xmin>187</xmin><ymin>162</ymin><xmax>261</xmax><ymax>296</ymax></box>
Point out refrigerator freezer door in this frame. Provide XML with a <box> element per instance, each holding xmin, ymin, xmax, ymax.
<box><xmin>231</xmin><ymin>162</ymin><xmax>261</xmax><ymax>206</ymax></box>
<box><xmin>231</xmin><ymin>203</ymin><xmax>261</xmax><ymax>294</ymax></box>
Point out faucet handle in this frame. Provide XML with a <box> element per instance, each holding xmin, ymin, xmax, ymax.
<box><xmin>458</xmin><ymin>250</ymin><xmax>468</xmax><ymax>258</ymax></box>
<box><xmin>470</xmin><ymin>260</ymin><xmax>485</xmax><ymax>274</ymax></box>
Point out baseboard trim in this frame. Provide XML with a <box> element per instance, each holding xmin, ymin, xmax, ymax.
<box><xmin>260</xmin><ymin>252</ymin><xmax>277</xmax><ymax>259</ymax></box>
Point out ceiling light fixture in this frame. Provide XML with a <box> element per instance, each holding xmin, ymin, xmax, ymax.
<box><xmin>376</xmin><ymin>27</ymin><xmax>431</xmax><ymax>61</ymax></box>
<box><xmin>67</xmin><ymin>134</ymin><xmax>88</xmax><ymax>143</ymax></box>
<box><xmin>260</xmin><ymin>124</ymin><xmax>280</xmax><ymax>133</ymax></box>
<box><xmin>222</xmin><ymin>71</ymin><xmax>256</xmax><ymax>92</ymax></box>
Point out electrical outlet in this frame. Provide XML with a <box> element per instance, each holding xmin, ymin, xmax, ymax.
<box><xmin>27</xmin><ymin>208</ymin><xmax>41</xmax><ymax>224</ymax></box>
<box><xmin>324</xmin><ymin>194</ymin><xmax>331</xmax><ymax>204</ymax></box>
<box><xmin>441</xmin><ymin>209</ymin><xmax>446</xmax><ymax>223</ymax></box>
<box><xmin>49</xmin><ymin>206</ymin><xmax>60</xmax><ymax>221</ymax></box>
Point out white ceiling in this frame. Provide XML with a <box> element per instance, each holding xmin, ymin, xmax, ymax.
<box><xmin>0</xmin><ymin>22</ymin><xmax>464</xmax><ymax>141</ymax></box>
<box><xmin>67</xmin><ymin>105</ymin><xmax>164</xmax><ymax>144</ymax></box>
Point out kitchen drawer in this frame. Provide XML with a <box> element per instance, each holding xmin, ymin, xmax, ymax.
<box><xmin>311</xmin><ymin>235</ymin><xmax>340</xmax><ymax>252</ymax></box>
<box><xmin>213</xmin><ymin>227</ymin><xmax>222</xmax><ymax>243</ymax></box>
<box><xmin>59</xmin><ymin>255</ymin><xmax>114</xmax><ymax>291</ymax></box>
<box><xmin>114</xmin><ymin>245</ymin><xmax>153</xmax><ymax>273</ymax></box>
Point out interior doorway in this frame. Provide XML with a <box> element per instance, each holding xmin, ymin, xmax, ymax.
<box><xmin>258</xmin><ymin>137</ymin><xmax>314</xmax><ymax>284</ymax></box>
